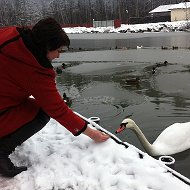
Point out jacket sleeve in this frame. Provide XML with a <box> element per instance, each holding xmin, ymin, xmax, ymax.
<box><xmin>25</xmin><ymin>68</ymin><xmax>87</xmax><ymax>136</ymax></box>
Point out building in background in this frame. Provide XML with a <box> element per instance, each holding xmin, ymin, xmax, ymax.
<box><xmin>170</xmin><ymin>2</ymin><xmax>190</xmax><ymax>21</ymax></box>
<box><xmin>93</xmin><ymin>19</ymin><xmax>121</xmax><ymax>28</ymax></box>
<box><xmin>149</xmin><ymin>4</ymin><xmax>174</xmax><ymax>22</ymax></box>
<box><xmin>149</xmin><ymin>2</ymin><xmax>190</xmax><ymax>22</ymax></box>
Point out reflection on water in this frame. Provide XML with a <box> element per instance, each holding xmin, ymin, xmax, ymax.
<box><xmin>68</xmin><ymin>32</ymin><xmax>190</xmax><ymax>50</ymax></box>
<box><xmin>55</xmin><ymin>48</ymin><xmax>190</xmax><ymax>178</ymax></box>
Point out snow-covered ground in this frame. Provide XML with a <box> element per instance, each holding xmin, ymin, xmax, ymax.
<box><xmin>64</xmin><ymin>20</ymin><xmax>189</xmax><ymax>34</ymax></box>
<box><xmin>0</xmin><ymin>118</ymin><xmax>190</xmax><ymax>190</ymax></box>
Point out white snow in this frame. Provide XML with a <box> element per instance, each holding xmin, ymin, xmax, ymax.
<box><xmin>63</xmin><ymin>20</ymin><xmax>189</xmax><ymax>34</ymax></box>
<box><xmin>0</xmin><ymin>118</ymin><xmax>189</xmax><ymax>190</ymax></box>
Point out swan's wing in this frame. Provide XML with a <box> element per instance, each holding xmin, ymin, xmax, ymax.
<box><xmin>153</xmin><ymin>122</ymin><xmax>190</xmax><ymax>154</ymax></box>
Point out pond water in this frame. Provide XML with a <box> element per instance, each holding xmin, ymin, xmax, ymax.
<box><xmin>68</xmin><ymin>32</ymin><xmax>190</xmax><ymax>50</ymax></box>
<box><xmin>53</xmin><ymin>33</ymin><xmax>190</xmax><ymax>179</ymax></box>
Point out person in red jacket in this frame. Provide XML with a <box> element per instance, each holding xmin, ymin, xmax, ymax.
<box><xmin>0</xmin><ymin>18</ymin><xmax>109</xmax><ymax>177</ymax></box>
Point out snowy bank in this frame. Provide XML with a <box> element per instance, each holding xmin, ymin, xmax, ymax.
<box><xmin>0</xmin><ymin>118</ymin><xmax>189</xmax><ymax>190</ymax></box>
<box><xmin>64</xmin><ymin>20</ymin><xmax>189</xmax><ymax>34</ymax></box>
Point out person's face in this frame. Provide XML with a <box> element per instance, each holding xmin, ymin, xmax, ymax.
<box><xmin>47</xmin><ymin>47</ymin><xmax>63</xmax><ymax>61</ymax></box>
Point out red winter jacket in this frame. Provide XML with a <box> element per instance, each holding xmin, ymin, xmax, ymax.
<box><xmin>0</xmin><ymin>27</ymin><xmax>86</xmax><ymax>138</ymax></box>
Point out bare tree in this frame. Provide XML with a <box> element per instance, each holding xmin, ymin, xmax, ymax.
<box><xmin>0</xmin><ymin>0</ymin><xmax>184</xmax><ymax>26</ymax></box>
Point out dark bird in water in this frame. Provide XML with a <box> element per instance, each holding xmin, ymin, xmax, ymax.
<box><xmin>156</xmin><ymin>61</ymin><xmax>168</xmax><ymax>67</ymax></box>
<box><xmin>125</xmin><ymin>77</ymin><xmax>140</xmax><ymax>85</ymax></box>
<box><xmin>172</xmin><ymin>46</ymin><xmax>178</xmax><ymax>50</ymax></box>
<box><xmin>56</xmin><ymin>67</ymin><xmax>62</xmax><ymax>74</ymax></box>
<box><xmin>62</xmin><ymin>63</ymin><xmax>66</xmax><ymax>69</ymax></box>
<box><xmin>63</xmin><ymin>93</ymin><xmax>72</xmax><ymax>106</ymax></box>
<box><xmin>152</xmin><ymin>67</ymin><xmax>156</xmax><ymax>74</ymax></box>
<box><xmin>161</xmin><ymin>46</ymin><xmax>168</xmax><ymax>50</ymax></box>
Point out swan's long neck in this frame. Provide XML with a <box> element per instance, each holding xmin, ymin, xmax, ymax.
<box><xmin>131</xmin><ymin>123</ymin><xmax>156</xmax><ymax>156</ymax></box>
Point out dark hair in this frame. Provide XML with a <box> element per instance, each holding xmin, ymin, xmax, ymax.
<box><xmin>31</xmin><ymin>17</ymin><xmax>70</xmax><ymax>51</ymax></box>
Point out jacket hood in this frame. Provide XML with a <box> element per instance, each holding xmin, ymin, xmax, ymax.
<box><xmin>0</xmin><ymin>27</ymin><xmax>53</xmax><ymax>69</ymax></box>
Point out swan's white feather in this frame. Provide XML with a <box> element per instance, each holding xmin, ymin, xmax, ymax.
<box><xmin>153</xmin><ymin>122</ymin><xmax>190</xmax><ymax>155</ymax></box>
<box><xmin>121</xmin><ymin>118</ymin><xmax>190</xmax><ymax>156</ymax></box>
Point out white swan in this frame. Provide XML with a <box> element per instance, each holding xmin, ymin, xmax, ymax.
<box><xmin>115</xmin><ymin>118</ymin><xmax>190</xmax><ymax>156</ymax></box>
<box><xmin>137</xmin><ymin>45</ymin><xmax>143</xmax><ymax>49</ymax></box>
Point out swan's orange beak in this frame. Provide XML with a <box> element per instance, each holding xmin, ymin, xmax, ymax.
<box><xmin>115</xmin><ymin>124</ymin><xmax>126</xmax><ymax>134</ymax></box>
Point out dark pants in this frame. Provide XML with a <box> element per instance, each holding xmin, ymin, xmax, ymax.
<box><xmin>0</xmin><ymin>109</ymin><xmax>50</xmax><ymax>156</ymax></box>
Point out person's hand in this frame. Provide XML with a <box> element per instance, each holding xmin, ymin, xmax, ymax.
<box><xmin>83</xmin><ymin>126</ymin><xmax>110</xmax><ymax>142</ymax></box>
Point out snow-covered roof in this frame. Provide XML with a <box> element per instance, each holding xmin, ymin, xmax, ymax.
<box><xmin>149</xmin><ymin>2</ymin><xmax>190</xmax><ymax>14</ymax></box>
<box><xmin>149</xmin><ymin>4</ymin><xmax>175</xmax><ymax>13</ymax></box>
<box><xmin>170</xmin><ymin>2</ymin><xmax>190</xmax><ymax>9</ymax></box>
